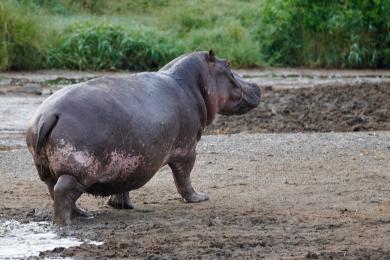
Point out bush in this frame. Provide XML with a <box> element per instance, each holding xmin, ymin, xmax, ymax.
<box><xmin>46</xmin><ymin>23</ymin><xmax>182</xmax><ymax>70</ymax></box>
<box><xmin>0</xmin><ymin>1</ymin><xmax>44</xmax><ymax>70</ymax></box>
<box><xmin>257</xmin><ymin>0</ymin><xmax>390</xmax><ymax>68</ymax></box>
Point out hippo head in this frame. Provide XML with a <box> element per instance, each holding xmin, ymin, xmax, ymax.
<box><xmin>202</xmin><ymin>50</ymin><xmax>261</xmax><ymax>124</ymax></box>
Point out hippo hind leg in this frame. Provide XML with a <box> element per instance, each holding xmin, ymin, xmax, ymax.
<box><xmin>169</xmin><ymin>153</ymin><xmax>209</xmax><ymax>203</ymax></box>
<box><xmin>107</xmin><ymin>192</ymin><xmax>134</xmax><ymax>209</ymax></box>
<box><xmin>36</xmin><ymin>165</ymin><xmax>91</xmax><ymax>221</ymax></box>
<box><xmin>53</xmin><ymin>174</ymin><xmax>86</xmax><ymax>225</ymax></box>
<box><xmin>35</xmin><ymin>163</ymin><xmax>56</xmax><ymax>200</ymax></box>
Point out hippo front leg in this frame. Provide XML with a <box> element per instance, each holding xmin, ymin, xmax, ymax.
<box><xmin>169</xmin><ymin>153</ymin><xmax>209</xmax><ymax>203</ymax></box>
<box><xmin>107</xmin><ymin>192</ymin><xmax>134</xmax><ymax>209</ymax></box>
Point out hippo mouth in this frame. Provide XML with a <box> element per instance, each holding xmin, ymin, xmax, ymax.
<box><xmin>244</xmin><ymin>84</ymin><xmax>261</xmax><ymax>107</ymax></box>
<box><xmin>228</xmin><ymin>99</ymin><xmax>258</xmax><ymax>115</ymax></box>
<box><xmin>220</xmin><ymin>83</ymin><xmax>261</xmax><ymax>115</ymax></box>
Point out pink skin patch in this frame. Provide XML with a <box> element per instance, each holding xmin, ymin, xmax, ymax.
<box><xmin>47</xmin><ymin>139</ymin><xmax>142</xmax><ymax>186</ymax></box>
<box><xmin>103</xmin><ymin>151</ymin><xmax>142</xmax><ymax>182</ymax></box>
<box><xmin>172</xmin><ymin>148</ymin><xmax>192</xmax><ymax>158</ymax></box>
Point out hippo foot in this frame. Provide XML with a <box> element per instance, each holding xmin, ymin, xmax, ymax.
<box><xmin>107</xmin><ymin>193</ymin><xmax>134</xmax><ymax>209</ymax></box>
<box><xmin>73</xmin><ymin>206</ymin><xmax>93</xmax><ymax>219</ymax></box>
<box><xmin>53</xmin><ymin>174</ymin><xmax>85</xmax><ymax>225</ymax></box>
<box><xmin>184</xmin><ymin>192</ymin><xmax>209</xmax><ymax>203</ymax></box>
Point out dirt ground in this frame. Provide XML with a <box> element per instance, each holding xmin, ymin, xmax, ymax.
<box><xmin>0</xmin><ymin>70</ymin><xmax>390</xmax><ymax>259</ymax></box>
<box><xmin>1</xmin><ymin>132</ymin><xmax>390</xmax><ymax>259</ymax></box>
<box><xmin>208</xmin><ymin>83</ymin><xmax>390</xmax><ymax>134</ymax></box>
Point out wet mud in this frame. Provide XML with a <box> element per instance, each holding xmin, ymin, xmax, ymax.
<box><xmin>208</xmin><ymin>83</ymin><xmax>390</xmax><ymax>134</ymax></box>
<box><xmin>1</xmin><ymin>70</ymin><xmax>390</xmax><ymax>135</ymax></box>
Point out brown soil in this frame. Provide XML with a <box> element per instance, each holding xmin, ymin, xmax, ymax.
<box><xmin>207</xmin><ymin>83</ymin><xmax>390</xmax><ymax>134</ymax></box>
<box><xmin>1</xmin><ymin>132</ymin><xmax>390</xmax><ymax>259</ymax></box>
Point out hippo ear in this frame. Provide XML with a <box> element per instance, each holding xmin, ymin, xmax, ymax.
<box><xmin>206</xmin><ymin>49</ymin><xmax>216</xmax><ymax>63</ymax></box>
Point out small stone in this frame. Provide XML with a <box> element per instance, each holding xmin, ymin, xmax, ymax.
<box><xmin>23</xmin><ymin>83</ymin><xmax>42</xmax><ymax>95</ymax></box>
<box><xmin>306</xmin><ymin>251</ymin><xmax>318</xmax><ymax>259</ymax></box>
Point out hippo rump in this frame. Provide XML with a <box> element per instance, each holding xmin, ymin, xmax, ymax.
<box><xmin>26</xmin><ymin>50</ymin><xmax>261</xmax><ymax>225</ymax></box>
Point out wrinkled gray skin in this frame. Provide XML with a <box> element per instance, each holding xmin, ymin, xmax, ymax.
<box><xmin>26</xmin><ymin>51</ymin><xmax>261</xmax><ymax>225</ymax></box>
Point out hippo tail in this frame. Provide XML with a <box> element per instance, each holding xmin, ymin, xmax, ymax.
<box><xmin>35</xmin><ymin>113</ymin><xmax>59</xmax><ymax>156</ymax></box>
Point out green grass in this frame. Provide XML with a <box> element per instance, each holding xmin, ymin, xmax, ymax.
<box><xmin>0</xmin><ymin>1</ymin><xmax>45</xmax><ymax>70</ymax></box>
<box><xmin>0</xmin><ymin>0</ymin><xmax>389</xmax><ymax>70</ymax></box>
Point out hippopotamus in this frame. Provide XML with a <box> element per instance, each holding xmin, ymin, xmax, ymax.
<box><xmin>26</xmin><ymin>50</ymin><xmax>261</xmax><ymax>225</ymax></box>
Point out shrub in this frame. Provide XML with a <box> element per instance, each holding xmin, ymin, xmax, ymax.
<box><xmin>46</xmin><ymin>23</ymin><xmax>182</xmax><ymax>70</ymax></box>
<box><xmin>258</xmin><ymin>0</ymin><xmax>390</xmax><ymax>68</ymax></box>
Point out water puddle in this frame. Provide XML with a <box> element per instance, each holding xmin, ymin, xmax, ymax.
<box><xmin>0</xmin><ymin>220</ymin><xmax>103</xmax><ymax>259</ymax></box>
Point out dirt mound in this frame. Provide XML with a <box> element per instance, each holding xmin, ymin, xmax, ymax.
<box><xmin>207</xmin><ymin>83</ymin><xmax>390</xmax><ymax>134</ymax></box>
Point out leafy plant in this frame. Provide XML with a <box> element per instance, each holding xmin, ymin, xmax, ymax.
<box><xmin>257</xmin><ymin>0</ymin><xmax>390</xmax><ymax>68</ymax></box>
<box><xmin>46</xmin><ymin>23</ymin><xmax>181</xmax><ymax>70</ymax></box>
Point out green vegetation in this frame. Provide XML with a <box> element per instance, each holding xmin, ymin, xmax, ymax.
<box><xmin>0</xmin><ymin>1</ymin><xmax>45</xmax><ymax>70</ymax></box>
<box><xmin>258</xmin><ymin>0</ymin><xmax>390</xmax><ymax>68</ymax></box>
<box><xmin>0</xmin><ymin>0</ymin><xmax>389</xmax><ymax>70</ymax></box>
<box><xmin>46</xmin><ymin>23</ymin><xmax>180</xmax><ymax>70</ymax></box>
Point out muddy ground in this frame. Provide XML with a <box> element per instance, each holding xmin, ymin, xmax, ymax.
<box><xmin>209</xmin><ymin>83</ymin><xmax>390</xmax><ymax>134</ymax></box>
<box><xmin>1</xmin><ymin>132</ymin><xmax>390</xmax><ymax>259</ymax></box>
<box><xmin>1</xmin><ymin>69</ymin><xmax>390</xmax><ymax>135</ymax></box>
<box><xmin>0</xmin><ymin>70</ymin><xmax>390</xmax><ymax>259</ymax></box>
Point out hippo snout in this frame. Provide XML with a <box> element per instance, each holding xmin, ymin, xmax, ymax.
<box><xmin>251</xmin><ymin>83</ymin><xmax>261</xmax><ymax>102</ymax></box>
<box><xmin>245</xmin><ymin>83</ymin><xmax>261</xmax><ymax>108</ymax></box>
<box><xmin>252</xmin><ymin>83</ymin><xmax>261</xmax><ymax>99</ymax></box>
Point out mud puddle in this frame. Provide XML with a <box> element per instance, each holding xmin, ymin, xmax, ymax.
<box><xmin>0</xmin><ymin>220</ymin><xmax>103</xmax><ymax>259</ymax></box>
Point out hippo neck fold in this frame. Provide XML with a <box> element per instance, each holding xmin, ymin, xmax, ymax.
<box><xmin>159</xmin><ymin>52</ymin><xmax>217</xmax><ymax>127</ymax></box>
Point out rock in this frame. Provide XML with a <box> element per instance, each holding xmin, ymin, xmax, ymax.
<box><xmin>2</xmin><ymin>83</ymin><xmax>43</xmax><ymax>95</ymax></box>
<box><xmin>23</xmin><ymin>83</ymin><xmax>42</xmax><ymax>95</ymax></box>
